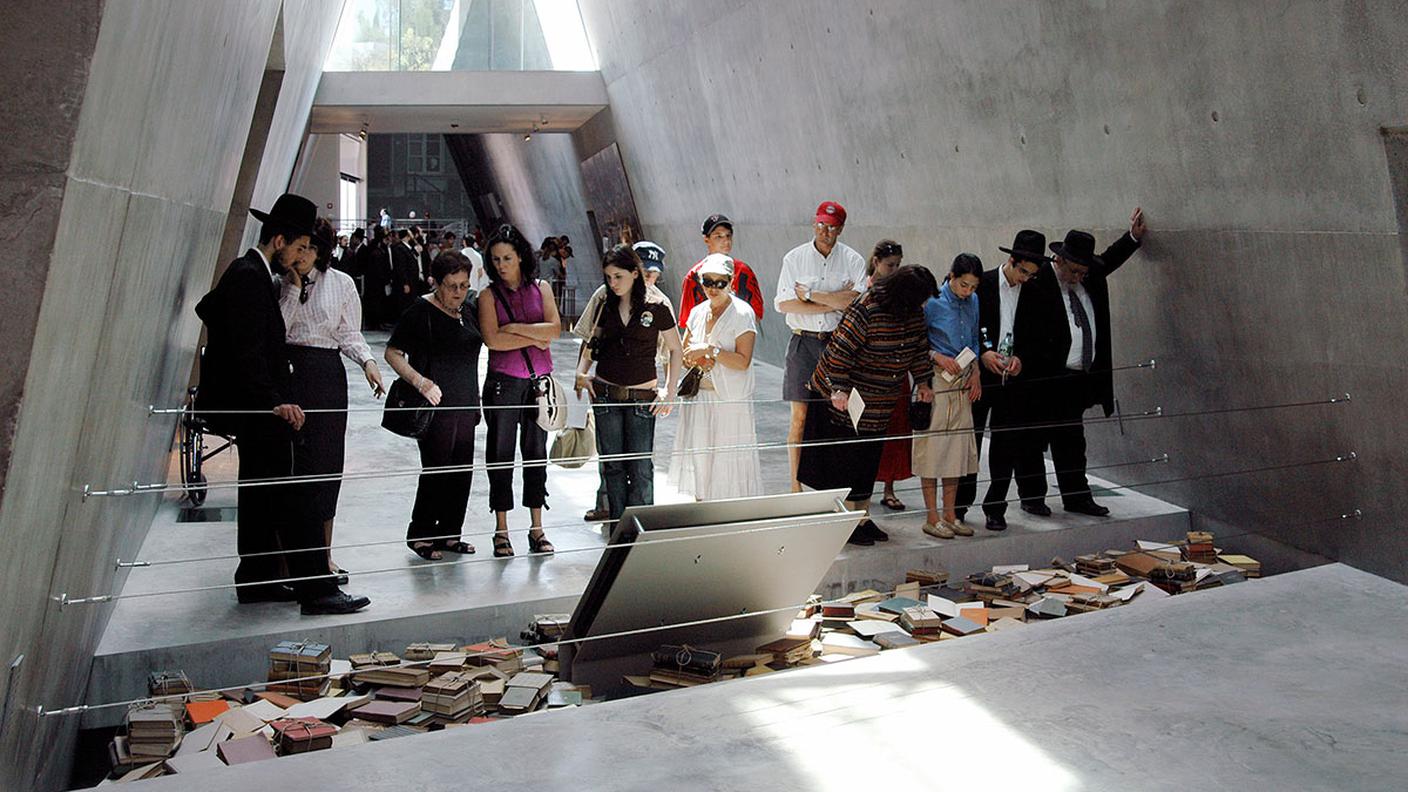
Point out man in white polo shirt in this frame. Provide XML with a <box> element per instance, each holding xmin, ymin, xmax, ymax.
<box><xmin>774</xmin><ymin>200</ymin><xmax>868</xmax><ymax>491</ymax></box>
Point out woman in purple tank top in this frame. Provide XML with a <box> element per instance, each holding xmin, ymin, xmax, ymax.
<box><xmin>478</xmin><ymin>224</ymin><xmax>561</xmax><ymax>557</ymax></box>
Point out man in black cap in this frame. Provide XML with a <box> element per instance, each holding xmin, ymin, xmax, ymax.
<box><xmin>1026</xmin><ymin>208</ymin><xmax>1147</xmax><ymax>517</ymax></box>
<box><xmin>677</xmin><ymin>214</ymin><xmax>765</xmax><ymax>329</ymax></box>
<box><xmin>196</xmin><ymin>192</ymin><xmax>371</xmax><ymax>615</ymax></box>
<box><xmin>954</xmin><ymin>230</ymin><xmax>1052</xmax><ymax>531</ymax></box>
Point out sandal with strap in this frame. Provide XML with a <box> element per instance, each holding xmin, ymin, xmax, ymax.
<box><xmin>409</xmin><ymin>542</ymin><xmax>442</xmax><ymax>561</ymax></box>
<box><xmin>443</xmin><ymin>541</ymin><xmax>475</xmax><ymax>555</ymax></box>
<box><xmin>492</xmin><ymin>533</ymin><xmax>514</xmax><ymax>558</ymax></box>
<box><xmin>880</xmin><ymin>495</ymin><xmax>906</xmax><ymax>511</ymax></box>
<box><xmin>528</xmin><ymin>530</ymin><xmax>555</xmax><ymax>554</ymax></box>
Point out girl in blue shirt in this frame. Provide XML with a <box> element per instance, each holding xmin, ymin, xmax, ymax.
<box><xmin>914</xmin><ymin>254</ymin><xmax>984</xmax><ymax>539</ymax></box>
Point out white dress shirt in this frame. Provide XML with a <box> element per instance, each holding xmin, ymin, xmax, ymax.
<box><xmin>280</xmin><ymin>268</ymin><xmax>374</xmax><ymax>367</ymax></box>
<box><xmin>996</xmin><ymin>267</ymin><xmax>1022</xmax><ymax>348</ymax></box>
<box><xmin>773</xmin><ymin>239</ymin><xmax>868</xmax><ymax>332</ymax></box>
<box><xmin>1057</xmin><ymin>278</ymin><xmax>1097</xmax><ymax>371</ymax></box>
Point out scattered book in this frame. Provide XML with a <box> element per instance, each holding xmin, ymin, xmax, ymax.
<box><xmin>216</xmin><ymin>734</ymin><xmax>277</xmax><ymax>766</ymax></box>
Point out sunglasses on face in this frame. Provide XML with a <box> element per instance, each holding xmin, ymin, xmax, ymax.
<box><xmin>700</xmin><ymin>277</ymin><xmax>730</xmax><ymax>290</ymax></box>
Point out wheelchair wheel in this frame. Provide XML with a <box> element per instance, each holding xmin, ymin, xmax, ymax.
<box><xmin>179</xmin><ymin>414</ymin><xmax>208</xmax><ymax>506</ymax></box>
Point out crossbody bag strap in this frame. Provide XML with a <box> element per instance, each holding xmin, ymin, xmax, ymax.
<box><xmin>490</xmin><ymin>281</ymin><xmax>539</xmax><ymax>379</ymax></box>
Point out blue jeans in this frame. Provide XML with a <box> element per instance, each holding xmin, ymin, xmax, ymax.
<box><xmin>593</xmin><ymin>402</ymin><xmax>656</xmax><ymax>520</ymax></box>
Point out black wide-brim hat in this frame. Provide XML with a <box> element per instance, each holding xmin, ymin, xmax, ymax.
<box><xmin>249</xmin><ymin>193</ymin><xmax>317</xmax><ymax>240</ymax></box>
<box><xmin>998</xmin><ymin>229</ymin><xmax>1052</xmax><ymax>263</ymax></box>
<box><xmin>1049</xmin><ymin>229</ymin><xmax>1103</xmax><ymax>268</ymax></box>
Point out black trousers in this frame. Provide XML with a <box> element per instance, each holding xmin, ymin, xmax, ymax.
<box><xmin>233</xmin><ymin>416</ymin><xmax>336</xmax><ymax>600</ymax></box>
<box><xmin>1040</xmin><ymin>371</ymin><xmax>1095</xmax><ymax>505</ymax></box>
<box><xmin>483</xmin><ymin>374</ymin><xmax>548</xmax><ymax>513</ymax></box>
<box><xmin>408</xmin><ymin>407</ymin><xmax>477</xmax><ymax>546</ymax></box>
<box><xmin>957</xmin><ymin>384</ymin><xmax>1054</xmax><ymax>515</ymax></box>
<box><xmin>982</xmin><ymin>385</ymin><xmax>1049</xmax><ymax>515</ymax></box>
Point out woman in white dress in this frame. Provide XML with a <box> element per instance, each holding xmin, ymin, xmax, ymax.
<box><xmin>670</xmin><ymin>254</ymin><xmax>761</xmax><ymax>500</ymax></box>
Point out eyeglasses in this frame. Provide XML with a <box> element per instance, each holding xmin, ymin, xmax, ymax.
<box><xmin>875</xmin><ymin>242</ymin><xmax>903</xmax><ymax>258</ymax></box>
<box><xmin>700</xmin><ymin>277</ymin><xmax>731</xmax><ymax>290</ymax></box>
<box><xmin>441</xmin><ymin>281</ymin><xmax>471</xmax><ymax>292</ymax></box>
<box><xmin>495</xmin><ymin>223</ymin><xmax>515</xmax><ymax>238</ymax></box>
<box><xmin>814</xmin><ymin>222</ymin><xmax>841</xmax><ymax>234</ymax></box>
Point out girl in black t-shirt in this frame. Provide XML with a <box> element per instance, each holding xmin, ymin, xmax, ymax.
<box><xmin>574</xmin><ymin>245</ymin><xmax>683</xmax><ymax>520</ymax></box>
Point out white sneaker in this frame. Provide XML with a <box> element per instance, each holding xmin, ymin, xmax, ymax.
<box><xmin>950</xmin><ymin>519</ymin><xmax>974</xmax><ymax>537</ymax></box>
<box><xmin>923</xmin><ymin>521</ymin><xmax>955</xmax><ymax>539</ymax></box>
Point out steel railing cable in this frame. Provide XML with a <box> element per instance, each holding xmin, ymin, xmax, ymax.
<box><xmin>82</xmin><ymin>393</ymin><xmax>1350</xmax><ymax>499</ymax></box>
<box><xmin>115</xmin><ymin>455</ymin><xmax>1171</xmax><ymax>570</ymax></box>
<box><xmin>55</xmin><ymin>451</ymin><xmax>1356</xmax><ymax>607</ymax></box>
<box><xmin>147</xmin><ymin>360</ymin><xmax>1160</xmax><ymax>416</ymax></box>
<box><xmin>37</xmin><ymin>507</ymin><xmax>1363</xmax><ymax>718</ymax></box>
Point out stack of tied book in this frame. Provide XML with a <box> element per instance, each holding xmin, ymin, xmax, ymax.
<box><xmin>898</xmin><ymin>606</ymin><xmax>942</xmax><ymax>637</ymax></box>
<box><xmin>1074</xmin><ymin>554</ymin><xmax>1117</xmax><ymax>577</ymax></box>
<box><xmin>422</xmin><ymin>671</ymin><xmax>484</xmax><ymax>723</ymax></box>
<box><xmin>125</xmin><ymin>702</ymin><xmax>184</xmax><ymax>761</ymax></box>
<box><xmin>1147</xmin><ymin>560</ymin><xmax>1198</xmax><ymax>593</ymax></box>
<box><xmin>350</xmin><ymin>651</ymin><xmax>430</xmax><ymax>688</ymax></box>
<box><xmin>648</xmin><ymin>645</ymin><xmax>722</xmax><ymax>687</ymax></box>
<box><xmin>348</xmin><ymin>699</ymin><xmax>421</xmax><ymax>725</ymax></box>
<box><xmin>267</xmin><ymin>640</ymin><xmax>332</xmax><ymax>699</ymax></box>
<box><xmin>1183</xmin><ymin>531</ymin><xmax>1219</xmax><ymax>564</ymax></box>
<box><xmin>520</xmin><ymin>613</ymin><xmax>571</xmax><ymax>644</ymax></box>
<box><xmin>963</xmin><ymin>572</ymin><xmax>1021</xmax><ymax>601</ymax></box>
<box><xmin>499</xmin><ymin>672</ymin><xmax>554</xmax><ymax>713</ymax></box>
<box><xmin>147</xmin><ymin>670</ymin><xmax>193</xmax><ymax>698</ymax></box>
<box><xmin>756</xmin><ymin>637</ymin><xmax>813</xmax><ymax>666</ymax></box>
<box><xmin>464</xmin><ymin>639</ymin><xmax>524</xmax><ymax>674</ymax></box>
<box><xmin>906</xmin><ymin>568</ymin><xmax>949</xmax><ymax>587</ymax></box>
<box><xmin>1218</xmin><ymin>553</ymin><xmax>1262</xmax><ymax>578</ymax></box>
<box><xmin>403</xmin><ymin>642</ymin><xmax>457</xmax><ymax>662</ymax></box>
<box><xmin>269</xmin><ymin>717</ymin><xmax>336</xmax><ymax>755</ymax></box>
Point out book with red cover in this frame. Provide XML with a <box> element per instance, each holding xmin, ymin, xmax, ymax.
<box><xmin>349</xmin><ymin>700</ymin><xmax>421</xmax><ymax>725</ymax></box>
<box><xmin>185</xmin><ymin>700</ymin><xmax>231</xmax><ymax>726</ymax></box>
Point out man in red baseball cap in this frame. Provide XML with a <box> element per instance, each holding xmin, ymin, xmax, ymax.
<box><xmin>678</xmin><ymin>214</ymin><xmax>764</xmax><ymax>329</ymax></box>
<box><xmin>774</xmin><ymin>199</ymin><xmax>868</xmax><ymax>491</ymax></box>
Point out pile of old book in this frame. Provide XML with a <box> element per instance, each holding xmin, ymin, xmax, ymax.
<box><xmin>108</xmin><ymin>632</ymin><xmax>597</xmax><ymax>783</ymax></box>
<box><xmin>268</xmin><ymin>640</ymin><xmax>332</xmax><ymax>699</ymax></box>
<box><xmin>648</xmin><ymin>533</ymin><xmax>1267</xmax><ymax>678</ymax></box>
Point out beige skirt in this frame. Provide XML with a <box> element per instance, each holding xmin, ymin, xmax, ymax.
<box><xmin>912</xmin><ymin>364</ymin><xmax>979</xmax><ymax>479</ymax></box>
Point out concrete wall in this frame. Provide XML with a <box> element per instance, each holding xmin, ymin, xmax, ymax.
<box><xmin>574</xmin><ymin>0</ymin><xmax>1408</xmax><ymax>581</ymax></box>
<box><xmin>0</xmin><ymin>2</ymin><xmax>344</xmax><ymax>789</ymax></box>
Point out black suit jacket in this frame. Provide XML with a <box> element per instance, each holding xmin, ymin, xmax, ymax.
<box><xmin>194</xmin><ymin>249</ymin><xmax>291</xmax><ymax>429</ymax></box>
<box><xmin>391</xmin><ymin>243</ymin><xmax>421</xmax><ymax>292</ymax></box>
<box><xmin>1024</xmin><ymin>232</ymin><xmax>1142</xmax><ymax>416</ymax></box>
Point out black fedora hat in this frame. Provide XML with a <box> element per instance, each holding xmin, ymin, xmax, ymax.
<box><xmin>1049</xmin><ymin>230</ymin><xmax>1103</xmax><ymax>268</ymax></box>
<box><xmin>249</xmin><ymin>193</ymin><xmax>317</xmax><ymax>240</ymax></box>
<box><xmin>998</xmin><ymin>229</ymin><xmax>1051</xmax><ymax>263</ymax></box>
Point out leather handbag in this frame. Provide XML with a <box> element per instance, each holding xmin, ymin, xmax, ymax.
<box><xmin>382</xmin><ymin>311</ymin><xmax>435</xmax><ymax>438</ymax></box>
<box><xmin>492</xmin><ymin>282</ymin><xmax>567</xmax><ymax>432</ymax></box>
<box><xmin>908</xmin><ymin>380</ymin><xmax>932</xmax><ymax>430</ymax></box>
<box><xmin>677</xmin><ymin>365</ymin><xmax>704</xmax><ymax>399</ymax></box>
<box><xmin>549</xmin><ymin>410</ymin><xmax>596</xmax><ymax>469</ymax></box>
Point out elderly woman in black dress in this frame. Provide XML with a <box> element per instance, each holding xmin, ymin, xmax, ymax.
<box><xmin>384</xmin><ymin>252</ymin><xmax>484</xmax><ymax>561</ymax></box>
<box><xmin>281</xmin><ymin>217</ymin><xmax>385</xmax><ymax>580</ymax></box>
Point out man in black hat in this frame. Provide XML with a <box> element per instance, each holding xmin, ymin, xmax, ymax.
<box><xmin>195</xmin><ymin>192</ymin><xmax>371</xmax><ymax>615</ymax></box>
<box><xmin>1025</xmin><ymin>207</ymin><xmax>1147</xmax><ymax>517</ymax></box>
<box><xmin>954</xmin><ymin>229</ymin><xmax>1054</xmax><ymax>531</ymax></box>
<box><xmin>677</xmin><ymin>214</ymin><xmax>765</xmax><ymax>329</ymax></box>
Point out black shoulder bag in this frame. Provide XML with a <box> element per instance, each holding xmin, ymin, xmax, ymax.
<box><xmin>382</xmin><ymin>307</ymin><xmax>435</xmax><ymax>438</ymax></box>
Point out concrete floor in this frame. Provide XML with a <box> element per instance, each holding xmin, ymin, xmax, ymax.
<box><xmin>83</xmin><ymin>333</ymin><xmax>1198</xmax><ymax>725</ymax></box>
<box><xmin>131</xmin><ymin>562</ymin><xmax>1408</xmax><ymax>791</ymax></box>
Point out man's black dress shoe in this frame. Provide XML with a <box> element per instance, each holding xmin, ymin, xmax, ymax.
<box><xmin>301</xmin><ymin>591</ymin><xmax>371</xmax><ymax>615</ymax></box>
<box><xmin>1064</xmin><ymin>500</ymin><xmax>1111</xmax><ymax>517</ymax></box>
<box><xmin>954</xmin><ymin>508</ymin><xmax>967</xmax><ymax>522</ymax></box>
<box><xmin>236</xmin><ymin>584</ymin><xmax>299</xmax><ymax>604</ymax></box>
<box><xmin>1020</xmin><ymin>501</ymin><xmax>1052</xmax><ymax>517</ymax></box>
<box><xmin>985</xmin><ymin>514</ymin><xmax>1007</xmax><ymax>531</ymax></box>
<box><xmin>846</xmin><ymin>526</ymin><xmax>875</xmax><ymax>546</ymax></box>
<box><xmin>860</xmin><ymin>520</ymin><xmax>889</xmax><ymax>542</ymax></box>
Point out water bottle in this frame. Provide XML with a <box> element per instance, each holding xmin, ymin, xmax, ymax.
<box><xmin>998</xmin><ymin>332</ymin><xmax>1014</xmax><ymax>384</ymax></box>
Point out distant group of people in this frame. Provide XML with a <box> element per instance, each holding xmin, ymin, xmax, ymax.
<box><xmin>197</xmin><ymin>188</ymin><xmax>1146</xmax><ymax>614</ymax></box>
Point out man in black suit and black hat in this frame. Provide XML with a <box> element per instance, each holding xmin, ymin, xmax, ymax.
<box><xmin>195</xmin><ymin>192</ymin><xmax>371</xmax><ymax>615</ymax></box>
<box><xmin>1025</xmin><ymin>208</ymin><xmax>1147</xmax><ymax>517</ymax></box>
<box><xmin>954</xmin><ymin>229</ymin><xmax>1054</xmax><ymax>531</ymax></box>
